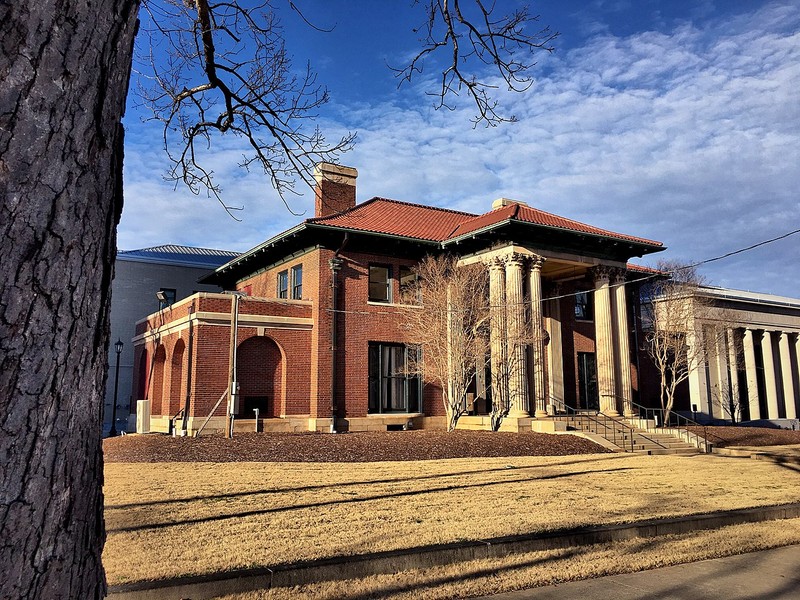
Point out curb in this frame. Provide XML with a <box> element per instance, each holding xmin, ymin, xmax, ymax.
<box><xmin>712</xmin><ymin>447</ymin><xmax>800</xmax><ymax>464</ymax></box>
<box><xmin>107</xmin><ymin>502</ymin><xmax>800</xmax><ymax>600</ymax></box>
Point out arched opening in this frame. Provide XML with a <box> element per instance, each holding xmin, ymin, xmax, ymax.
<box><xmin>169</xmin><ymin>339</ymin><xmax>186</xmax><ymax>418</ymax></box>
<box><xmin>237</xmin><ymin>336</ymin><xmax>284</xmax><ymax>418</ymax></box>
<box><xmin>135</xmin><ymin>347</ymin><xmax>148</xmax><ymax>401</ymax></box>
<box><xmin>151</xmin><ymin>345</ymin><xmax>167</xmax><ymax>416</ymax></box>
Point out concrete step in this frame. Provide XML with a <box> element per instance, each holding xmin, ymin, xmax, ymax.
<box><xmin>555</xmin><ymin>416</ymin><xmax>700</xmax><ymax>454</ymax></box>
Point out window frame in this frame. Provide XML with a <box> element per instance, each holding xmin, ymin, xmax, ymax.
<box><xmin>368</xmin><ymin>343</ymin><xmax>422</xmax><ymax>414</ymax></box>
<box><xmin>277</xmin><ymin>270</ymin><xmax>288</xmax><ymax>299</ymax></box>
<box><xmin>398</xmin><ymin>265</ymin><xmax>419</xmax><ymax>303</ymax></box>
<box><xmin>291</xmin><ymin>264</ymin><xmax>303</xmax><ymax>300</ymax></box>
<box><xmin>368</xmin><ymin>264</ymin><xmax>392</xmax><ymax>303</ymax></box>
<box><xmin>574</xmin><ymin>291</ymin><xmax>594</xmax><ymax>321</ymax></box>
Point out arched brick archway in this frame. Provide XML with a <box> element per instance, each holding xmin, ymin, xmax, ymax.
<box><xmin>169</xmin><ymin>339</ymin><xmax>186</xmax><ymax>418</ymax></box>
<box><xmin>237</xmin><ymin>336</ymin><xmax>284</xmax><ymax>418</ymax></box>
<box><xmin>151</xmin><ymin>345</ymin><xmax>167</xmax><ymax>416</ymax></box>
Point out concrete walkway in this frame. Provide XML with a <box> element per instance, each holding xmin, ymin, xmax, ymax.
<box><xmin>479</xmin><ymin>544</ymin><xmax>800</xmax><ymax>599</ymax></box>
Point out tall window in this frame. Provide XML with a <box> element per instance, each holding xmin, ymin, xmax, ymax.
<box><xmin>575</xmin><ymin>291</ymin><xmax>594</xmax><ymax>321</ymax></box>
<box><xmin>369</xmin><ymin>265</ymin><xmax>391</xmax><ymax>302</ymax></box>
<box><xmin>368</xmin><ymin>343</ymin><xmax>421</xmax><ymax>414</ymax></box>
<box><xmin>277</xmin><ymin>270</ymin><xmax>288</xmax><ymax>299</ymax></box>
<box><xmin>291</xmin><ymin>264</ymin><xmax>303</xmax><ymax>299</ymax></box>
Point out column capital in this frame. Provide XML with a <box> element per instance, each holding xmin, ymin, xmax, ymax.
<box><xmin>590</xmin><ymin>265</ymin><xmax>615</xmax><ymax>284</ymax></box>
<box><xmin>504</xmin><ymin>252</ymin><xmax>529</xmax><ymax>268</ymax></box>
<box><xmin>610</xmin><ymin>267</ymin><xmax>627</xmax><ymax>285</ymax></box>
<box><xmin>530</xmin><ymin>254</ymin><xmax>546</xmax><ymax>271</ymax></box>
<box><xmin>485</xmin><ymin>256</ymin><xmax>506</xmax><ymax>271</ymax></box>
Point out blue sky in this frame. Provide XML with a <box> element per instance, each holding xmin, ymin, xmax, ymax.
<box><xmin>121</xmin><ymin>0</ymin><xmax>800</xmax><ymax>297</ymax></box>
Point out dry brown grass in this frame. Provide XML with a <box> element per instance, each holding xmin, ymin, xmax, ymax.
<box><xmin>219</xmin><ymin>519</ymin><xmax>800</xmax><ymax>600</ymax></box>
<box><xmin>103</xmin><ymin>453</ymin><xmax>800</xmax><ymax>587</ymax></box>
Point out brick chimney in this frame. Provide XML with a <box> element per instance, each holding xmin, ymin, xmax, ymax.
<box><xmin>314</xmin><ymin>163</ymin><xmax>358</xmax><ymax>218</ymax></box>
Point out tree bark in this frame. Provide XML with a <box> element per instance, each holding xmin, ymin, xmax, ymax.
<box><xmin>0</xmin><ymin>1</ymin><xmax>139</xmax><ymax>598</ymax></box>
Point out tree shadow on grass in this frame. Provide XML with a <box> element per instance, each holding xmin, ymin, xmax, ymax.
<box><xmin>106</xmin><ymin>466</ymin><xmax>636</xmax><ymax>533</ymax></box>
<box><xmin>106</xmin><ymin>454</ymin><xmax>631</xmax><ymax>510</ymax></box>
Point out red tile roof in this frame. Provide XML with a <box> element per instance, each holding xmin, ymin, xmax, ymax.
<box><xmin>448</xmin><ymin>203</ymin><xmax>662</xmax><ymax>246</ymax></box>
<box><xmin>307</xmin><ymin>197</ymin><xmax>475</xmax><ymax>242</ymax></box>
<box><xmin>307</xmin><ymin>197</ymin><xmax>662</xmax><ymax>248</ymax></box>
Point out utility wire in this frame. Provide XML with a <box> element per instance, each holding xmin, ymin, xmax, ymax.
<box><xmin>321</xmin><ymin>226</ymin><xmax>800</xmax><ymax>315</ymax></box>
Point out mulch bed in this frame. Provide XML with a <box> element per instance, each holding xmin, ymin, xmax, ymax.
<box><xmin>688</xmin><ymin>425</ymin><xmax>800</xmax><ymax>448</ymax></box>
<box><xmin>103</xmin><ymin>430</ymin><xmax>610</xmax><ymax>463</ymax></box>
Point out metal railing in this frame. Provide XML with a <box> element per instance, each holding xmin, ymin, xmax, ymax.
<box><xmin>169</xmin><ymin>407</ymin><xmax>185</xmax><ymax>436</ymax></box>
<box><xmin>552</xmin><ymin>399</ymin><xmax>668</xmax><ymax>453</ymax></box>
<box><xmin>629</xmin><ymin>401</ymin><xmax>725</xmax><ymax>453</ymax></box>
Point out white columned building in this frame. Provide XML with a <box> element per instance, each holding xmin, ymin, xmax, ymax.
<box><xmin>674</xmin><ymin>286</ymin><xmax>800</xmax><ymax>425</ymax></box>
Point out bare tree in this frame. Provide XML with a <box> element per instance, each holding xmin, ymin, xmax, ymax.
<box><xmin>399</xmin><ymin>255</ymin><xmax>488</xmax><ymax>431</ymax></box>
<box><xmin>136</xmin><ymin>0</ymin><xmax>356</xmax><ymax>213</ymax></box>
<box><xmin>486</xmin><ymin>292</ymin><xmax>541</xmax><ymax>431</ymax></box>
<box><xmin>643</xmin><ymin>261</ymin><xmax>711</xmax><ymax>416</ymax></box>
<box><xmin>395</xmin><ymin>0</ymin><xmax>558</xmax><ymax>126</ymax></box>
<box><xmin>1</xmin><ymin>1</ymin><xmax>555</xmax><ymax>596</ymax></box>
<box><xmin>704</xmin><ymin>316</ymin><xmax>746</xmax><ymax>423</ymax></box>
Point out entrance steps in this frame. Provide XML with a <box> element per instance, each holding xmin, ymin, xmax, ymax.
<box><xmin>552</xmin><ymin>414</ymin><xmax>701</xmax><ymax>455</ymax></box>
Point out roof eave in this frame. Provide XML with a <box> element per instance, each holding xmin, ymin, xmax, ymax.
<box><xmin>306</xmin><ymin>223</ymin><xmax>444</xmax><ymax>246</ymax></box>
<box><xmin>443</xmin><ymin>219</ymin><xmax>664</xmax><ymax>255</ymax></box>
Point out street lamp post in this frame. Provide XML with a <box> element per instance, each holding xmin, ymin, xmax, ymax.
<box><xmin>110</xmin><ymin>338</ymin><xmax>123</xmax><ymax>437</ymax></box>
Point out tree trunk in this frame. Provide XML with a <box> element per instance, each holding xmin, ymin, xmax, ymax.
<box><xmin>0</xmin><ymin>2</ymin><xmax>139</xmax><ymax>598</ymax></box>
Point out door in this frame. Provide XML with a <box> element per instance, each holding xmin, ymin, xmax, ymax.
<box><xmin>578</xmin><ymin>352</ymin><xmax>599</xmax><ymax>411</ymax></box>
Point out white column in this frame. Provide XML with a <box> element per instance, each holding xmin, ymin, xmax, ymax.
<box><xmin>686</xmin><ymin>324</ymin><xmax>710</xmax><ymax>417</ymax></box>
<box><xmin>506</xmin><ymin>253</ymin><xmax>529</xmax><ymax>417</ymax></box>
<box><xmin>529</xmin><ymin>255</ymin><xmax>547</xmax><ymax>417</ymax></box>
<box><xmin>761</xmin><ymin>331</ymin><xmax>780</xmax><ymax>419</ymax></box>
<box><xmin>612</xmin><ymin>271</ymin><xmax>634</xmax><ymax>416</ymax></box>
<box><xmin>726</xmin><ymin>329</ymin><xmax>741</xmax><ymax>421</ymax></box>
<box><xmin>592</xmin><ymin>267</ymin><xmax>618</xmax><ymax>416</ymax></box>
<box><xmin>711</xmin><ymin>326</ymin><xmax>730</xmax><ymax>420</ymax></box>
<box><xmin>487</xmin><ymin>257</ymin><xmax>508</xmax><ymax>418</ymax></box>
<box><xmin>743</xmin><ymin>329</ymin><xmax>761</xmax><ymax>420</ymax></box>
<box><xmin>546</xmin><ymin>284</ymin><xmax>565</xmax><ymax>411</ymax></box>
<box><xmin>779</xmin><ymin>332</ymin><xmax>797</xmax><ymax>419</ymax></box>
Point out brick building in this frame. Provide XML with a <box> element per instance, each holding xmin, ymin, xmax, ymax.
<box><xmin>132</xmin><ymin>163</ymin><xmax>664</xmax><ymax>435</ymax></box>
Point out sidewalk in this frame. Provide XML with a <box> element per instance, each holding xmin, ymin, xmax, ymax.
<box><xmin>479</xmin><ymin>544</ymin><xmax>800</xmax><ymax>600</ymax></box>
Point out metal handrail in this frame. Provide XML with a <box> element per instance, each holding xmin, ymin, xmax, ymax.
<box><xmin>629</xmin><ymin>401</ymin><xmax>726</xmax><ymax>453</ymax></box>
<box><xmin>170</xmin><ymin>407</ymin><xmax>185</xmax><ymax>436</ymax></box>
<box><xmin>554</xmin><ymin>400</ymin><xmax>668</xmax><ymax>452</ymax></box>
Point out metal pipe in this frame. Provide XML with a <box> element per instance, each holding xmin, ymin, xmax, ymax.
<box><xmin>329</xmin><ymin>257</ymin><xmax>344</xmax><ymax>433</ymax></box>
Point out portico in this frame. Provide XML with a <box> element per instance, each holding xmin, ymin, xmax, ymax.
<box><xmin>461</xmin><ymin>241</ymin><xmax>643</xmax><ymax>426</ymax></box>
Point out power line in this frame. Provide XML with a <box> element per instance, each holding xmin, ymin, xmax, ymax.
<box><xmin>321</xmin><ymin>226</ymin><xmax>800</xmax><ymax>315</ymax></box>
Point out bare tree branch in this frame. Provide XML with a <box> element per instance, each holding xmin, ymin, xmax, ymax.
<box><xmin>136</xmin><ymin>0</ymin><xmax>355</xmax><ymax>213</ymax></box>
<box><xmin>393</xmin><ymin>0</ymin><xmax>558</xmax><ymax>126</ymax></box>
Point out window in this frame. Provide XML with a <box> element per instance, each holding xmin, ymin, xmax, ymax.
<box><xmin>399</xmin><ymin>265</ymin><xmax>418</xmax><ymax>303</ymax></box>
<box><xmin>574</xmin><ymin>291</ymin><xmax>594</xmax><ymax>321</ymax></box>
<box><xmin>369</xmin><ymin>265</ymin><xmax>391</xmax><ymax>302</ymax></box>
<box><xmin>158</xmin><ymin>288</ymin><xmax>176</xmax><ymax>310</ymax></box>
<box><xmin>368</xmin><ymin>343</ymin><xmax>422</xmax><ymax>414</ymax></box>
<box><xmin>291</xmin><ymin>265</ymin><xmax>303</xmax><ymax>299</ymax></box>
<box><xmin>277</xmin><ymin>270</ymin><xmax>288</xmax><ymax>299</ymax></box>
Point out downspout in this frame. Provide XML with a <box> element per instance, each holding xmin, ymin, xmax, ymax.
<box><xmin>329</xmin><ymin>234</ymin><xmax>349</xmax><ymax>433</ymax></box>
<box><xmin>181</xmin><ymin>300</ymin><xmax>195</xmax><ymax>435</ymax></box>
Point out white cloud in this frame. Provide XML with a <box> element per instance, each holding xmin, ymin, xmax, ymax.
<box><xmin>119</xmin><ymin>1</ymin><xmax>800</xmax><ymax>296</ymax></box>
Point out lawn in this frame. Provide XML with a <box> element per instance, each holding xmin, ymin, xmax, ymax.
<box><xmin>103</xmin><ymin>453</ymin><xmax>800</xmax><ymax>589</ymax></box>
